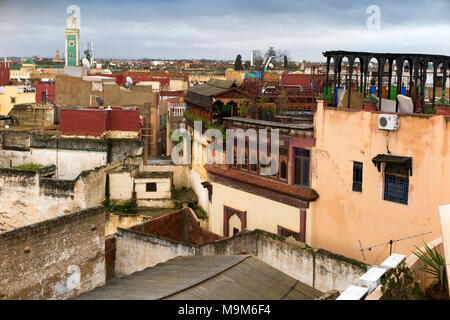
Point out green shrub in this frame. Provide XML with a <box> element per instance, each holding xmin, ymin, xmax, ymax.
<box><xmin>436</xmin><ymin>96</ymin><xmax>450</xmax><ymax>107</ymax></box>
<box><xmin>315</xmin><ymin>92</ymin><xmax>328</xmax><ymax>100</ymax></box>
<box><xmin>413</xmin><ymin>242</ymin><xmax>447</xmax><ymax>291</ymax></box>
<box><xmin>381</xmin><ymin>264</ymin><xmax>425</xmax><ymax>300</ymax></box>
<box><xmin>362</xmin><ymin>95</ymin><xmax>378</xmax><ymax>104</ymax></box>
<box><xmin>237</xmin><ymin>98</ymin><xmax>253</xmax><ymax>117</ymax></box>
<box><xmin>12</xmin><ymin>164</ymin><xmax>43</xmax><ymax>170</ymax></box>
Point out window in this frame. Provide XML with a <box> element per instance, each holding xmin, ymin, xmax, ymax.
<box><xmin>280</xmin><ymin>161</ymin><xmax>287</xmax><ymax>180</ymax></box>
<box><xmin>70</xmin><ymin>41</ymin><xmax>74</xmax><ymax>47</ymax></box>
<box><xmin>383</xmin><ymin>163</ymin><xmax>409</xmax><ymax>205</ymax></box>
<box><xmin>146</xmin><ymin>182</ymin><xmax>157</xmax><ymax>192</ymax></box>
<box><xmin>352</xmin><ymin>161</ymin><xmax>363</xmax><ymax>192</ymax></box>
<box><xmin>10</xmin><ymin>97</ymin><xmax>15</xmax><ymax>103</ymax></box>
<box><xmin>294</xmin><ymin>148</ymin><xmax>310</xmax><ymax>187</ymax></box>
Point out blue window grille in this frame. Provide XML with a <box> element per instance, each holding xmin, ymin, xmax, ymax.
<box><xmin>384</xmin><ymin>174</ymin><xmax>408</xmax><ymax>205</ymax></box>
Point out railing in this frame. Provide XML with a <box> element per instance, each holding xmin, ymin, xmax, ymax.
<box><xmin>17</xmin><ymin>86</ymin><xmax>35</xmax><ymax>93</ymax></box>
<box><xmin>168</xmin><ymin>102</ymin><xmax>186</xmax><ymax>117</ymax></box>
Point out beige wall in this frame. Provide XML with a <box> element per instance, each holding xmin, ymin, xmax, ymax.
<box><xmin>209</xmin><ymin>182</ymin><xmax>312</xmax><ymax>244</ymax></box>
<box><xmin>135</xmin><ymin>177</ymin><xmax>172</xmax><ymax>200</ymax></box>
<box><xmin>311</xmin><ymin>101</ymin><xmax>450</xmax><ymax>264</ymax></box>
<box><xmin>168</xmin><ymin>79</ymin><xmax>188</xmax><ymax>91</ymax></box>
<box><xmin>109</xmin><ymin>171</ymin><xmax>134</xmax><ymax>201</ymax></box>
<box><xmin>0</xmin><ymin>86</ymin><xmax>36</xmax><ymax>116</ymax></box>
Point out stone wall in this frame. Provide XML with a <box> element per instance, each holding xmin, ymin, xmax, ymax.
<box><xmin>0</xmin><ymin>157</ymin><xmax>141</xmax><ymax>233</ymax></box>
<box><xmin>0</xmin><ymin>132</ymin><xmax>142</xmax><ymax>180</ymax></box>
<box><xmin>115</xmin><ymin>228</ymin><xmax>194</xmax><ymax>277</ymax></box>
<box><xmin>114</xmin><ymin>228</ymin><xmax>368</xmax><ymax>292</ymax></box>
<box><xmin>0</xmin><ymin>206</ymin><xmax>105</xmax><ymax>300</ymax></box>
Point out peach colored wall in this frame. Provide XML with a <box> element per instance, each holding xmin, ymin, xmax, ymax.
<box><xmin>311</xmin><ymin>101</ymin><xmax>450</xmax><ymax>264</ymax></box>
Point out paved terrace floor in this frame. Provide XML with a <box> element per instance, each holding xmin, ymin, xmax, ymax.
<box><xmin>77</xmin><ymin>255</ymin><xmax>323</xmax><ymax>300</ymax></box>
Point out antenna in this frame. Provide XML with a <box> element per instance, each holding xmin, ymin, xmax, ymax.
<box><xmin>358</xmin><ymin>231</ymin><xmax>432</xmax><ymax>261</ymax></box>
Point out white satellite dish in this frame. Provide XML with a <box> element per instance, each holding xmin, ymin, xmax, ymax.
<box><xmin>82</xmin><ymin>57</ymin><xmax>91</xmax><ymax>69</ymax></box>
<box><xmin>125</xmin><ymin>76</ymin><xmax>133</xmax><ymax>88</ymax></box>
<box><xmin>104</xmin><ymin>69</ymin><xmax>112</xmax><ymax>74</ymax></box>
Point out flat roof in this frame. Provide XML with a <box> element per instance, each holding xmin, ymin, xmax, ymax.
<box><xmin>76</xmin><ymin>255</ymin><xmax>323</xmax><ymax>300</ymax></box>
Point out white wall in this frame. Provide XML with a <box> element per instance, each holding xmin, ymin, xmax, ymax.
<box><xmin>31</xmin><ymin>148</ymin><xmax>106</xmax><ymax>179</ymax></box>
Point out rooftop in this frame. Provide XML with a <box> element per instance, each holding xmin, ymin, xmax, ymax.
<box><xmin>77</xmin><ymin>255</ymin><xmax>323</xmax><ymax>300</ymax></box>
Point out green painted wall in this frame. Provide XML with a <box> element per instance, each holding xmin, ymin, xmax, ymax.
<box><xmin>66</xmin><ymin>34</ymin><xmax>78</xmax><ymax>67</ymax></box>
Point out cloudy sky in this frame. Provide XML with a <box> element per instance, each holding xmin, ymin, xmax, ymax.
<box><xmin>0</xmin><ymin>0</ymin><xmax>449</xmax><ymax>61</ymax></box>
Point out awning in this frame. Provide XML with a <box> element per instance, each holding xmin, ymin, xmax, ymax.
<box><xmin>372</xmin><ymin>154</ymin><xmax>413</xmax><ymax>176</ymax></box>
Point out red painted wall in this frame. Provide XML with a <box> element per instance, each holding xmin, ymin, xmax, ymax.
<box><xmin>128</xmin><ymin>209</ymin><xmax>222</xmax><ymax>245</ymax></box>
<box><xmin>60</xmin><ymin>108</ymin><xmax>108</xmax><ymax>136</ymax></box>
<box><xmin>108</xmin><ymin>108</ymin><xmax>140</xmax><ymax>131</ymax></box>
<box><xmin>35</xmin><ymin>81</ymin><xmax>55</xmax><ymax>102</ymax></box>
<box><xmin>0</xmin><ymin>62</ymin><xmax>10</xmax><ymax>86</ymax></box>
<box><xmin>282</xmin><ymin>74</ymin><xmax>325</xmax><ymax>92</ymax></box>
<box><xmin>60</xmin><ymin>107</ymin><xmax>141</xmax><ymax>136</ymax></box>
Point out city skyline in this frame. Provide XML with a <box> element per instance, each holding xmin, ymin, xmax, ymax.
<box><xmin>0</xmin><ymin>0</ymin><xmax>449</xmax><ymax>61</ymax></box>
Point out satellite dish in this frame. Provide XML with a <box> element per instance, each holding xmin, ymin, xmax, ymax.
<box><xmin>96</xmin><ymin>97</ymin><xmax>104</xmax><ymax>106</ymax></box>
<box><xmin>269</xmin><ymin>63</ymin><xmax>274</xmax><ymax>68</ymax></box>
<box><xmin>17</xmin><ymin>79</ymin><xmax>22</xmax><ymax>84</ymax></box>
<box><xmin>104</xmin><ymin>69</ymin><xmax>112</xmax><ymax>74</ymax></box>
<box><xmin>82</xmin><ymin>57</ymin><xmax>91</xmax><ymax>69</ymax></box>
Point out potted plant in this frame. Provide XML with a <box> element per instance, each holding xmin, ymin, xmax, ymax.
<box><xmin>435</xmin><ymin>96</ymin><xmax>450</xmax><ymax>116</ymax></box>
<box><xmin>315</xmin><ymin>92</ymin><xmax>328</xmax><ymax>107</ymax></box>
<box><xmin>362</xmin><ymin>95</ymin><xmax>378</xmax><ymax>111</ymax></box>
<box><xmin>413</xmin><ymin>243</ymin><xmax>449</xmax><ymax>300</ymax></box>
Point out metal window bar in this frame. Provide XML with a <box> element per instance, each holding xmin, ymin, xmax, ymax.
<box><xmin>352</xmin><ymin>162</ymin><xmax>363</xmax><ymax>192</ymax></box>
<box><xmin>384</xmin><ymin>174</ymin><xmax>409</xmax><ymax>205</ymax></box>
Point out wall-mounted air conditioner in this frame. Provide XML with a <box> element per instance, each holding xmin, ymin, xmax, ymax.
<box><xmin>378</xmin><ymin>114</ymin><xmax>399</xmax><ymax>131</ymax></box>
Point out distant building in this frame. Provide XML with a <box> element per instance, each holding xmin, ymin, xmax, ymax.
<box><xmin>0</xmin><ymin>61</ymin><xmax>10</xmax><ymax>86</ymax></box>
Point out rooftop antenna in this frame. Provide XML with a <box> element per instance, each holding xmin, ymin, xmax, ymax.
<box><xmin>358</xmin><ymin>231</ymin><xmax>432</xmax><ymax>261</ymax></box>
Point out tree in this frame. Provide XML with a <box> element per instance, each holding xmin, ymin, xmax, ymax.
<box><xmin>234</xmin><ymin>54</ymin><xmax>243</xmax><ymax>71</ymax></box>
<box><xmin>244</xmin><ymin>61</ymin><xmax>250</xmax><ymax>69</ymax></box>
<box><xmin>284</xmin><ymin>55</ymin><xmax>288</xmax><ymax>69</ymax></box>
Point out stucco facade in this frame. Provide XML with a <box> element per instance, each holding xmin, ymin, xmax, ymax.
<box><xmin>310</xmin><ymin>101</ymin><xmax>450</xmax><ymax>264</ymax></box>
<box><xmin>0</xmin><ymin>86</ymin><xmax>36</xmax><ymax>115</ymax></box>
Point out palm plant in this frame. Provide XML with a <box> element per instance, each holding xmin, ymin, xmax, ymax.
<box><xmin>413</xmin><ymin>242</ymin><xmax>447</xmax><ymax>290</ymax></box>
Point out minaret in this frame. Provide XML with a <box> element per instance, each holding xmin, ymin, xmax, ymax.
<box><xmin>65</xmin><ymin>16</ymin><xmax>80</xmax><ymax>67</ymax></box>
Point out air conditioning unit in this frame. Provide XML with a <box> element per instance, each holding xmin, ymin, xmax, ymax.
<box><xmin>378</xmin><ymin>114</ymin><xmax>399</xmax><ymax>131</ymax></box>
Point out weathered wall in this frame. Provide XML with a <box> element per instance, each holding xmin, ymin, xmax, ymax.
<box><xmin>311</xmin><ymin>102</ymin><xmax>450</xmax><ymax>264</ymax></box>
<box><xmin>115</xmin><ymin>228</ymin><xmax>194</xmax><ymax>277</ymax></box>
<box><xmin>8</xmin><ymin>103</ymin><xmax>55</xmax><ymax>126</ymax></box>
<box><xmin>55</xmin><ymin>75</ymin><xmax>157</xmax><ymax>107</ymax></box>
<box><xmin>115</xmin><ymin>228</ymin><xmax>367</xmax><ymax>292</ymax></box>
<box><xmin>0</xmin><ymin>157</ymin><xmax>141</xmax><ymax>233</ymax></box>
<box><xmin>141</xmin><ymin>163</ymin><xmax>189</xmax><ymax>190</ymax></box>
<box><xmin>0</xmin><ymin>135</ymin><xmax>142</xmax><ymax>180</ymax></box>
<box><xmin>0</xmin><ymin>206</ymin><xmax>105</xmax><ymax>300</ymax></box>
<box><xmin>105</xmin><ymin>213</ymin><xmax>152</xmax><ymax>236</ymax></box>
<box><xmin>128</xmin><ymin>208</ymin><xmax>222</xmax><ymax>245</ymax></box>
